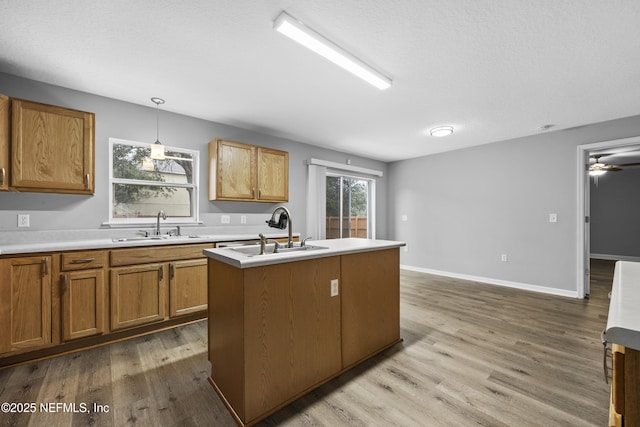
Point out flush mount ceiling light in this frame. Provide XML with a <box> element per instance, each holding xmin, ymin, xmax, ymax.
<box><xmin>273</xmin><ymin>11</ymin><xmax>392</xmax><ymax>90</ymax></box>
<box><xmin>430</xmin><ymin>126</ymin><xmax>454</xmax><ymax>137</ymax></box>
<box><xmin>150</xmin><ymin>97</ymin><xmax>166</xmax><ymax>160</ymax></box>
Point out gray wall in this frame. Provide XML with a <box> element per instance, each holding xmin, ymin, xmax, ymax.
<box><xmin>0</xmin><ymin>73</ymin><xmax>388</xmax><ymax>238</ymax></box>
<box><xmin>389</xmin><ymin>115</ymin><xmax>640</xmax><ymax>293</ymax></box>
<box><xmin>590</xmin><ymin>167</ymin><xmax>640</xmax><ymax>259</ymax></box>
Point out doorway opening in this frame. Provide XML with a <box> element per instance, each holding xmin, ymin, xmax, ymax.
<box><xmin>577</xmin><ymin>136</ymin><xmax>640</xmax><ymax>297</ymax></box>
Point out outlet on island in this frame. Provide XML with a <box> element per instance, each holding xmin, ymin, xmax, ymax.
<box><xmin>330</xmin><ymin>279</ymin><xmax>339</xmax><ymax>297</ymax></box>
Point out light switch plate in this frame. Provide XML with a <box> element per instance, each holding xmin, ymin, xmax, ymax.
<box><xmin>330</xmin><ymin>279</ymin><xmax>339</xmax><ymax>297</ymax></box>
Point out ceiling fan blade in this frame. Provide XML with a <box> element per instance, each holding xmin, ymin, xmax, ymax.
<box><xmin>613</xmin><ymin>162</ymin><xmax>640</xmax><ymax>167</ymax></box>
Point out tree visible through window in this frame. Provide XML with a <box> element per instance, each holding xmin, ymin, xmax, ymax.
<box><xmin>326</xmin><ymin>175</ymin><xmax>371</xmax><ymax>238</ymax></box>
<box><xmin>109</xmin><ymin>138</ymin><xmax>199</xmax><ymax>222</ymax></box>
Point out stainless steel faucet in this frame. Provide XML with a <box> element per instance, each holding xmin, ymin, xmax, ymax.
<box><xmin>156</xmin><ymin>210</ymin><xmax>167</xmax><ymax>235</ymax></box>
<box><xmin>266</xmin><ymin>206</ymin><xmax>293</xmax><ymax>248</ymax></box>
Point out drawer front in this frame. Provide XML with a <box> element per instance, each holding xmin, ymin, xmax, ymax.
<box><xmin>110</xmin><ymin>243</ymin><xmax>213</xmax><ymax>267</ymax></box>
<box><xmin>61</xmin><ymin>250</ymin><xmax>107</xmax><ymax>271</ymax></box>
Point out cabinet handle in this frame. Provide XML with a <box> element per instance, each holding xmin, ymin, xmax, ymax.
<box><xmin>61</xmin><ymin>274</ymin><xmax>69</xmax><ymax>293</ymax></box>
<box><xmin>259</xmin><ymin>189</ymin><xmax>262</xmax><ymax>199</ymax></box>
<box><xmin>70</xmin><ymin>258</ymin><xmax>95</xmax><ymax>264</ymax></box>
<box><xmin>251</xmin><ymin>187</ymin><xmax>255</xmax><ymax>198</ymax></box>
<box><xmin>0</xmin><ymin>167</ymin><xmax>5</xmax><ymax>186</ymax></box>
<box><xmin>601</xmin><ymin>329</ymin><xmax>610</xmax><ymax>384</ymax></box>
<box><xmin>159</xmin><ymin>265</ymin><xmax>164</xmax><ymax>280</ymax></box>
<box><xmin>84</xmin><ymin>174</ymin><xmax>90</xmax><ymax>190</ymax></box>
<box><xmin>170</xmin><ymin>264</ymin><xmax>175</xmax><ymax>280</ymax></box>
<box><xmin>42</xmin><ymin>258</ymin><xmax>49</xmax><ymax>276</ymax></box>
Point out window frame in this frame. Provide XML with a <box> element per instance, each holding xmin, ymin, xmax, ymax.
<box><xmin>325</xmin><ymin>171</ymin><xmax>376</xmax><ymax>239</ymax></box>
<box><xmin>108</xmin><ymin>137</ymin><xmax>200</xmax><ymax>225</ymax></box>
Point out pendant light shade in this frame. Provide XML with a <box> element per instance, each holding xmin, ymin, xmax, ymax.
<box><xmin>150</xmin><ymin>97</ymin><xmax>166</xmax><ymax>160</ymax></box>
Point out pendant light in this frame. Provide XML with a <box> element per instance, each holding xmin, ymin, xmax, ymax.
<box><xmin>150</xmin><ymin>97</ymin><xmax>166</xmax><ymax>160</ymax></box>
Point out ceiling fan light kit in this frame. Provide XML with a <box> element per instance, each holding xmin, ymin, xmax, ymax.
<box><xmin>273</xmin><ymin>11</ymin><xmax>392</xmax><ymax>90</ymax></box>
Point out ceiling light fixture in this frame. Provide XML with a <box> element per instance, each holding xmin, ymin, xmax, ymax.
<box><xmin>273</xmin><ymin>11</ymin><xmax>392</xmax><ymax>90</ymax></box>
<box><xmin>430</xmin><ymin>126</ymin><xmax>454</xmax><ymax>137</ymax></box>
<box><xmin>150</xmin><ymin>97</ymin><xmax>166</xmax><ymax>160</ymax></box>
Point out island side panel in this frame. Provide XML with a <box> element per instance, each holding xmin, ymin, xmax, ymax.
<box><xmin>243</xmin><ymin>257</ymin><xmax>342</xmax><ymax>423</ymax></box>
<box><xmin>341</xmin><ymin>248</ymin><xmax>401</xmax><ymax>368</ymax></box>
<box><xmin>208</xmin><ymin>259</ymin><xmax>245</xmax><ymax>421</ymax></box>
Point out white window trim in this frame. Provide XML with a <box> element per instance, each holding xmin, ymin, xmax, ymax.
<box><xmin>107</xmin><ymin>137</ymin><xmax>200</xmax><ymax>226</ymax></box>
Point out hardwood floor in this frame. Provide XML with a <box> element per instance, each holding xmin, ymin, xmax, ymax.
<box><xmin>0</xmin><ymin>261</ymin><xmax>615</xmax><ymax>426</ymax></box>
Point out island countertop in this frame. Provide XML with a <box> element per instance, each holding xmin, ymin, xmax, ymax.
<box><xmin>605</xmin><ymin>261</ymin><xmax>640</xmax><ymax>351</ymax></box>
<box><xmin>203</xmin><ymin>237</ymin><xmax>406</xmax><ymax>268</ymax></box>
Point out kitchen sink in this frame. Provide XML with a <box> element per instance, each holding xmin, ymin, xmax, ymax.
<box><xmin>229</xmin><ymin>244</ymin><xmax>328</xmax><ymax>257</ymax></box>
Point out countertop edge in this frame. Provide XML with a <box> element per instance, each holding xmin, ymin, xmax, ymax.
<box><xmin>0</xmin><ymin>232</ymin><xmax>299</xmax><ymax>255</ymax></box>
<box><xmin>605</xmin><ymin>261</ymin><xmax>640</xmax><ymax>351</ymax></box>
<box><xmin>203</xmin><ymin>239</ymin><xmax>406</xmax><ymax>268</ymax></box>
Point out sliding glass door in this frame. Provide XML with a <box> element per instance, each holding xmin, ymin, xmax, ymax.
<box><xmin>325</xmin><ymin>174</ymin><xmax>373</xmax><ymax>239</ymax></box>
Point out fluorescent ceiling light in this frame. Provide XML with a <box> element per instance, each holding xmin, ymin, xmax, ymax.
<box><xmin>430</xmin><ymin>126</ymin><xmax>454</xmax><ymax>137</ymax></box>
<box><xmin>273</xmin><ymin>11</ymin><xmax>391</xmax><ymax>90</ymax></box>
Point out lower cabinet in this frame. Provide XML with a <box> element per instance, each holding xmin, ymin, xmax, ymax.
<box><xmin>110</xmin><ymin>264</ymin><xmax>167</xmax><ymax>331</ymax></box>
<box><xmin>610</xmin><ymin>344</ymin><xmax>640</xmax><ymax>426</ymax></box>
<box><xmin>0</xmin><ymin>241</ymin><xmax>212</xmax><ymax>366</ymax></box>
<box><xmin>59</xmin><ymin>250</ymin><xmax>107</xmax><ymax>341</ymax></box>
<box><xmin>169</xmin><ymin>259</ymin><xmax>208</xmax><ymax>317</ymax></box>
<box><xmin>0</xmin><ymin>256</ymin><xmax>52</xmax><ymax>355</ymax></box>
<box><xmin>210</xmin><ymin>256</ymin><xmax>342</xmax><ymax>424</ymax></box>
<box><xmin>62</xmin><ymin>269</ymin><xmax>106</xmax><ymax>341</ymax></box>
<box><xmin>341</xmin><ymin>248</ymin><xmax>400</xmax><ymax>367</ymax></box>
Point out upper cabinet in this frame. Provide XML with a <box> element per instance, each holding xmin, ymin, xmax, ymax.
<box><xmin>0</xmin><ymin>94</ymin><xmax>9</xmax><ymax>191</ymax></box>
<box><xmin>11</xmin><ymin>98</ymin><xmax>95</xmax><ymax>194</ymax></box>
<box><xmin>209</xmin><ymin>138</ymin><xmax>288</xmax><ymax>202</ymax></box>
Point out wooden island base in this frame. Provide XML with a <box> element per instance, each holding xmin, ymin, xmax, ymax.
<box><xmin>207</xmin><ymin>246</ymin><xmax>401</xmax><ymax>426</ymax></box>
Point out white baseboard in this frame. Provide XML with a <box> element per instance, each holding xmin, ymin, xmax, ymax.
<box><xmin>591</xmin><ymin>253</ymin><xmax>640</xmax><ymax>263</ymax></box>
<box><xmin>400</xmin><ymin>264</ymin><xmax>580</xmax><ymax>298</ymax></box>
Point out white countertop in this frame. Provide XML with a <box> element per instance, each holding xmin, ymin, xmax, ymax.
<box><xmin>0</xmin><ymin>232</ymin><xmax>297</xmax><ymax>255</ymax></box>
<box><xmin>605</xmin><ymin>261</ymin><xmax>640</xmax><ymax>351</ymax></box>
<box><xmin>203</xmin><ymin>238</ymin><xmax>406</xmax><ymax>268</ymax></box>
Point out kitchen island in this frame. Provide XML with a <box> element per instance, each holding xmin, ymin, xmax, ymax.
<box><xmin>203</xmin><ymin>238</ymin><xmax>405</xmax><ymax>426</ymax></box>
<box><xmin>604</xmin><ymin>261</ymin><xmax>640</xmax><ymax>426</ymax></box>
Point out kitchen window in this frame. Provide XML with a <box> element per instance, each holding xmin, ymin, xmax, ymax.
<box><xmin>108</xmin><ymin>138</ymin><xmax>199</xmax><ymax>224</ymax></box>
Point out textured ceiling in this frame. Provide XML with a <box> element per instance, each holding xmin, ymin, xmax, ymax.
<box><xmin>1</xmin><ymin>0</ymin><xmax>639</xmax><ymax>162</ymax></box>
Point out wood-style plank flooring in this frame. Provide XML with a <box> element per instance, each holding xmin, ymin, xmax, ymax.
<box><xmin>0</xmin><ymin>260</ymin><xmax>615</xmax><ymax>426</ymax></box>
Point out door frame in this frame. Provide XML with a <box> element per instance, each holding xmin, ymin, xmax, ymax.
<box><xmin>576</xmin><ymin>135</ymin><xmax>640</xmax><ymax>297</ymax></box>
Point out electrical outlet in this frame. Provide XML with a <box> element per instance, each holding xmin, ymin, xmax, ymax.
<box><xmin>221</xmin><ymin>215</ymin><xmax>230</xmax><ymax>224</ymax></box>
<box><xmin>501</xmin><ymin>254</ymin><xmax>508</xmax><ymax>262</ymax></box>
<box><xmin>18</xmin><ymin>214</ymin><xmax>30</xmax><ymax>228</ymax></box>
<box><xmin>330</xmin><ymin>279</ymin><xmax>339</xmax><ymax>297</ymax></box>
<box><xmin>401</xmin><ymin>214</ymin><xmax>408</xmax><ymax>222</ymax></box>
<box><xmin>240</xmin><ymin>215</ymin><xmax>247</xmax><ymax>224</ymax></box>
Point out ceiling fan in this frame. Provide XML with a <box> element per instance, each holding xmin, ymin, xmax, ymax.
<box><xmin>589</xmin><ymin>153</ymin><xmax>640</xmax><ymax>176</ymax></box>
<box><xmin>589</xmin><ymin>155</ymin><xmax>621</xmax><ymax>176</ymax></box>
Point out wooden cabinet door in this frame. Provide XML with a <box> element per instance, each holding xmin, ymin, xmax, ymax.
<box><xmin>257</xmin><ymin>147</ymin><xmax>288</xmax><ymax>202</ymax></box>
<box><xmin>61</xmin><ymin>269</ymin><xmax>105</xmax><ymax>341</ymax></box>
<box><xmin>11</xmin><ymin>98</ymin><xmax>94</xmax><ymax>194</ymax></box>
<box><xmin>243</xmin><ymin>257</ymin><xmax>341</xmax><ymax>422</ymax></box>
<box><xmin>169</xmin><ymin>259</ymin><xmax>207</xmax><ymax>317</ymax></box>
<box><xmin>0</xmin><ymin>256</ymin><xmax>52</xmax><ymax>354</ymax></box>
<box><xmin>340</xmin><ymin>248</ymin><xmax>401</xmax><ymax>368</ymax></box>
<box><xmin>0</xmin><ymin>94</ymin><xmax>8</xmax><ymax>191</ymax></box>
<box><xmin>110</xmin><ymin>264</ymin><xmax>166</xmax><ymax>331</ymax></box>
<box><xmin>211</xmin><ymin>139</ymin><xmax>256</xmax><ymax>200</ymax></box>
